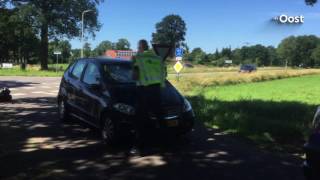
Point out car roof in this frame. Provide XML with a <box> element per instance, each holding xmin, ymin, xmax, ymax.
<box><xmin>77</xmin><ymin>57</ymin><xmax>132</xmax><ymax>64</ymax></box>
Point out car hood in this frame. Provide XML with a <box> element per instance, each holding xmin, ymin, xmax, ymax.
<box><xmin>109</xmin><ymin>82</ymin><xmax>183</xmax><ymax>107</ymax></box>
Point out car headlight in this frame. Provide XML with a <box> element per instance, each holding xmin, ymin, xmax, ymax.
<box><xmin>313</xmin><ymin>107</ymin><xmax>320</xmax><ymax>130</ymax></box>
<box><xmin>113</xmin><ymin>103</ymin><xmax>135</xmax><ymax>115</ymax></box>
<box><xmin>183</xmin><ymin>98</ymin><xmax>192</xmax><ymax>112</ymax></box>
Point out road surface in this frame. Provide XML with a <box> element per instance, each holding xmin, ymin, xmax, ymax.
<box><xmin>0</xmin><ymin>77</ymin><xmax>304</xmax><ymax>180</ymax></box>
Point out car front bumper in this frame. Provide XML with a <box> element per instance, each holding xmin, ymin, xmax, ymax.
<box><xmin>137</xmin><ymin>110</ymin><xmax>195</xmax><ymax>135</ymax></box>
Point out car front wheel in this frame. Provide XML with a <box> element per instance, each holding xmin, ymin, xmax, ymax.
<box><xmin>101</xmin><ymin>117</ymin><xmax>118</xmax><ymax>145</ymax></box>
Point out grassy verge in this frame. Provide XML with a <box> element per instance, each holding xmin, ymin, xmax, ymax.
<box><xmin>0</xmin><ymin>64</ymin><xmax>66</xmax><ymax>77</ymax></box>
<box><xmin>173</xmin><ymin>75</ymin><xmax>320</xmax><ymax>151</ymax></box>
<box><xmin>170</xmin><ymin>69</ymin><xmax>320</xmax><ymax>94</ymax></box>
<box><xmin>166</xmin><ymin>63</ymin><xmax>285</xmax><ymax>74</ymax></box>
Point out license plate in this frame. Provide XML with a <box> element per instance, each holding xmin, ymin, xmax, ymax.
<box><xmin>167</xmin><ymin>120</ymin><xmax>179</xmax><ymax>127</ymax></box>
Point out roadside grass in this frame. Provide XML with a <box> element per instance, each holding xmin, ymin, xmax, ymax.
<box><xmin>166</xmin><ymin>63</ymin><xmax>284</xmax><ymax>74</ymax></box>
<box><xmin>170</xmin><ymin>69</ymin><xmax>320</xmax><ymax>94</ymax></box>
<box><xmin>176</xmin><ymin>75</ymin><xmax>320</xmax><ymax>151</ymax></box>
<box><xmin>0</xmin><ymin>64</ymin><xmax>66</xmax><ymax>77</ymax></box>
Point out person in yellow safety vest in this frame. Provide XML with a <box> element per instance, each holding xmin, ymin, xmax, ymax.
<box><xmin>132</xmin><ymin>41</ymin><xmax>166</xmax><ymax>88</ymax></box>
<box><xmin>130</xmin><ymin>39</ymin><xmax>165</xmax><ymax>155</ymax></box>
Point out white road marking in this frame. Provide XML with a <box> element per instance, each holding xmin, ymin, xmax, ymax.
<box><xmin>8</xmin><ymin>88</ymin><xmax>18</xmax><ymax>91</ymax></box>
<box><xmin>42</xmin><ymin>92</ymin><xmax>56</xmax><ymax>96</ymax></box>
<box><xmin>11</xmin><ymin>93</ymin><xmax>26</xmax><ymax>96</ymax></box>
<box><xmin>39</xmin><ymin>86</ymin><xmax>51</xmax><ymax>89</ymax></box>
<box><xmin>32</xmin><ymin>91</ymin><xmax>47</xmax><ymax>94</ymax></box>
<box><xmin>21</xmin><ymin>87</ymin><xmax>36</xmax><ymax>90</ymax></box>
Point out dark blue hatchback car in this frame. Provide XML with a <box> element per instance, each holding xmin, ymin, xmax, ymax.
<box><xmin>57</xmin><ymin>58</ymin><xmax>195</xmax><ymax>144</ymax></box>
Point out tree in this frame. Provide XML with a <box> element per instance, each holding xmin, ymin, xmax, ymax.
<box><xmin>0</xmin><ymin>7</ymin><xmax>39</xmax><ymax>65</ymax></box>
<box><xmin>115</xmin><ymin>38</ymin><xmax>131</xmax><ymax>50</ymax></box>
<box><xmin>232</xmin><ymin>48</ymin><xmax>242</xmax><ymax>65</ymax></box>
<box><xmin>83</xmin><ymin>43</ymin><xmax>92</xmax><ymax>58</ymax></box>
<box><xmin>214</xmin><ymin>49</ymin><xmax>220</xmax><ymax>60</ymax></box>
<box><xmin>59</xmin><ymin>40</ymin><xmax>72</xmax><ymax>63</ymax></box>
<box><xmin>49</xmin><ymin>40</ymin><xmax>71</xmax><ymax>63</ymax></box>
<box><xmin>71</xmin><ymin>49</ymin><xmax>81</xmax><ymax>61</ymax></box>
<box><xmin>93</xmin><ymin>40</ymin><xmax>113</xmax><ymax>56</ymax></box>
<box><xmin>311</xmin><ymin>46</ymin><xmax>320</xmax><ymax>66</ymax></box>
<box><xmin>181</xmin><ymin>42</ymin><xmax>190</xmax><ymax>60</ymax></box>
<box><xmin>152</xmin><ymin>14</ymin><xmax>187</xmax><ymax>49</ymax></box>
<box><xmin>295</xmin><ymin>35</ymin><xmax>319</xmax><ymax>67</ymax></box>
<box><xmin>10</xmin><ymin>0</ymin><xmax>102</xmax><ymax>70</ymax></box>
<box><xmin>277</xmin><ymin>35</ymin><xmax>320</xmax><ymax>67</ymax></box>
<box><xmin>306</xmin><ymin>0</ymin><xmax>317</xmax><ymax>6</ymax></box>
<box><xmin>189</xmin><ymin>48</ymin><xmax>206</xmax><ymax>63</ymax></box>
<box><xmin>267</xmin><ymin>46</ymin><xmax>280</xmax><ymax>66</ymax></box>
<box><xmin>220</xmin><ymin>47</ymin><xmax>232</xmax><ymax>59</ymax></box>
<box><xmin>277</xmin><ymin>36</ymin><xmax>298</xmax><ymax>67</ymax></box>
<box><xmin>204</xmin><ymin>53</ymin><xmax>216</xmax><ymax>63</ymax></box>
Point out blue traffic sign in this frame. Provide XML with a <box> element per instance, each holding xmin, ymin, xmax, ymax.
<box><xmin>175</xmin><ymin>48</ymin><xmax>184</xmax><ymax>57</ymax></box>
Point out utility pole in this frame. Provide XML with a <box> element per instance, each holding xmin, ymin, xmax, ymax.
<box><xmin>81</xmin><ymin>10</ymin><xmax>93</xmax><ymax>58</ymax></box>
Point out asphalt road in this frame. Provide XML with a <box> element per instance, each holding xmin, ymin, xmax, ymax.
<box><xmin>0</xmin><ymin>77</ymin><xmax>305</xmax><ymax>180</ymax></box>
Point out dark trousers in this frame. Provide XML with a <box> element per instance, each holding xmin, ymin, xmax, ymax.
<box><xmin>134</xmin><ymin>84</ymin><xmax>162</xmax><ymax>144</ymax></box>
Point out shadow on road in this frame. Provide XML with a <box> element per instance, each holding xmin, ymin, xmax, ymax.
<box><xmin>0</xmin><ymin>97</ymin><xmax>305</xmax><ymax>180</ymax></box>
<box><xmin>0</xmin><ymin>80</ymin><xmax>40</xmax><ymax>89</ymax></box>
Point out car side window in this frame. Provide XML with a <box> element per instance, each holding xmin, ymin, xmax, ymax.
<box><xmin>83</xmin><ymin>63</ymin><xmax>101</xmax><ymax>85</ymax></box>
<box><xmin>71</xmin><ymin>60</ymin><xmax>86</xmax><ymax>79</ymax></box>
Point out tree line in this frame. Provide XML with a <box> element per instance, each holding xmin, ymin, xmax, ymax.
<box><xmin>184</xmin><ymin>35</ymin><xmax>320</xmax><ymax>67</ymax></box>
<box><xmin>49</xmin><ymin>34</ymin><xmax>320</xmax><ymax>68</ymax></box>
<box><xmin>45</xmin><ymin>39</ymin><xmax>131</xmax><ymax>64</ymax></box>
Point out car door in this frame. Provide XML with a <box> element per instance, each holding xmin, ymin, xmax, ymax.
<box><xmin>80</xmin><ymin>62</ymin><xmax>104</xmax><ymax>126</ymax></box>
<box><xmin>67</xmin><ymin>60</ymin><xmax>87</xmax><ymax>117</ymax></box>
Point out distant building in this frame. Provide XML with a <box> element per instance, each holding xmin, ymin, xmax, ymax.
<box><xmin>105</xmin><ymin>50</ymin><xmax>136</xmax><ymax>60</ymax></box>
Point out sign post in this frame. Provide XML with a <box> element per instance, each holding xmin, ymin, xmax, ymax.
<box><xmin>152</xmin><ymin>44</ymin><xmax>172</xmax><ymax>62</ymax></box>
<box><xmin>173</xmin><ymin>61</ymin><xmax>183</xmax><ymax>81</ymax></box>
<box><xmin>152</xmin><ymin>44</ymin><xmax>173</xmax><ymax>81</ymax></box>
<box><xmin>174</xmin><ymin>48</ymin><xmax>184</xmax><ymax>81</ymax></box>
<box><xmin>54</xmin><ymin>51</ymin><xmax>62</xmax><ymax>72</ymax></box>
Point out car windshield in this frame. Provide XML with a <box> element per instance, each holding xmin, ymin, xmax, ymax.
<box><xmin>102</xmin><ymin>63</ymin><xmax>135</xmax><ymax>83</ymax></box>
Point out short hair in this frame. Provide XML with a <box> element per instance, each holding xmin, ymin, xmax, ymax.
<box><xmin>139</xmin><ymin>39</ymin><xmax>149</xmax><ymax>51</ymax></box>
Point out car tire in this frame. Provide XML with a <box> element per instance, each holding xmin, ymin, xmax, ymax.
<box><xmin>58</xmin><ymin>99</ymin><xmax>69</xmax><ymax>122</ymax></box>
<box><xmin>101</xmin><ymin>117</ymin><xmax>118</xmax><ymax>145</ymax></box>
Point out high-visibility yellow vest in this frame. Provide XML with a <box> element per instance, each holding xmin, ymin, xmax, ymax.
<box><xmin>133</xmin><ymin>51</ymin><xmax>165</xmax><ymax>87</ymax></box>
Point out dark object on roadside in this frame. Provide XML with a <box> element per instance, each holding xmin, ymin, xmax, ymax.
<box><xmin>239</xmin><ymin>64</ymin><xmax>257</xmax><ymax>73</ymax></box>
<box><xmin>184</xmin><ymin>63</ymin><xmax>194</xmax><ymax>68</ymax></box>
<box><xmin>57</xmin><ymin>57</ymin><xmax>195</xmax><ymax>145</ymax></box>
<box><xmin>20</xmin><ymin>63</ymin><xmax>26</xmax><ymax>70</ymax></box>
<box><xmin>303</xmin><ymin>107</ymin><xmax>320</xmax><ymax>180</ymax></box>
<box><xmin>0</xmin><ymin>87</ymin><xmax>12</xmax><ymax>102</ymax></box>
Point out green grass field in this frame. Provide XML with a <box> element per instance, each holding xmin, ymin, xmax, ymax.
<box><xmin>181</xmin><ymin>75</ymin><xmax>320</xmax><ymax>150</ymax></box>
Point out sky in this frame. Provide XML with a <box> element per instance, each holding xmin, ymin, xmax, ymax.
<box><xmin>70</xmin><ymin>0</ymin><xmax>320</xmax><ymax>53</ymax></box>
